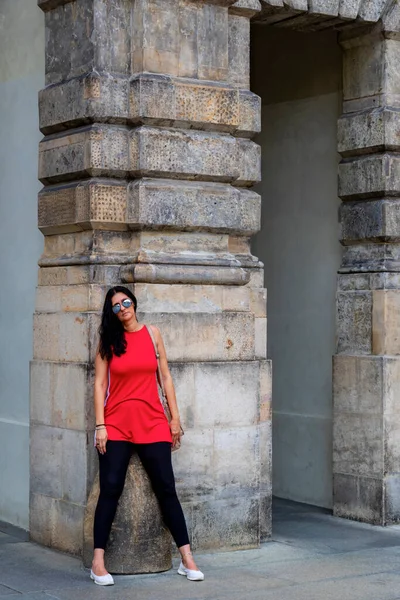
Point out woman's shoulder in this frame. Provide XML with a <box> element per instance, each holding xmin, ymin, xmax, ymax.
<box><xmin>146</xmin><ymin>324</ymin><xmax>161</xmax><ymax>338</ymax></box>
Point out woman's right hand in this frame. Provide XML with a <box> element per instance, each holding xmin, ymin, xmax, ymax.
<box><xmin>95</xmin><ymin>427</ymin><xmax>108</xmax><ymax>455</ymax></box>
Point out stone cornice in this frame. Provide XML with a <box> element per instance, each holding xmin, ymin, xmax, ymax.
<box><xmin>38</xmin><ymin>0</ymin><xmax>75</xmax><ymax>12</ymax></box>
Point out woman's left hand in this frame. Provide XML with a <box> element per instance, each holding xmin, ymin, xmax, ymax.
<box><xmin>170</xmin><ymin>417</ymin><xmax>182</xmax><ymax>448</ymax></box>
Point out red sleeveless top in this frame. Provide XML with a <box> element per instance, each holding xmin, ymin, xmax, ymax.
<box><xmin>104</xmin><ymin>326</ymin><xmax>172</xmax><ymax>444</ymax></box>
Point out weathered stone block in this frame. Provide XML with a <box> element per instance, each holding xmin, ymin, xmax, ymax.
<box><xmin>30</xmin><ymin>361</ymin><xmax>90</xmax><ymax>430</ymax></box>
<box><xmin>40</xmin><ymin>73</ymin><xmax>261</xmax><ymax>136</ymax></box>
<box><xmin>40</xmin><ymin>230</ymin><xmax>139</xmax><ymax>266</ymax></box>
<box><xmin>238</xmin><ymin>90</ymin><xmax>261</xmax><ymax>137</ymax></box>
<box><xmin>61</xmin><ymin>429</ymin><xmax>88</xmax><ymax>504</ymax></box>
<box><xmin>333</xmin><ymin>473</ymin><xmax>383</xmax><ymax>524</ymax></box>
<box><xmin>39</xmin><ymin>126</ymin><xmax>130</xmax><ymax>184</ymax></box>
<box><xmin>235</xmin><ymin>137</ymin><xmax>261</xmax><ymax>186</ymax></box>
<box><xmin>37</xmin><ymin>264</ymin><xmax>123</xmax><ymax>287</ymax></box>
<box><xmin>213</xmin><ymin>425</ymin><xmax>260</xmax><ymax>492</ymax></box>
<box><xmin>127</xmin><ymin>179</ymin><xmax>261</xmax><ymax>234</ymax></box>
<box><xmin>383</xmin><ymin>357</ymin><xmax>400</xmax><ymax>414</ymax></box>
<box><xmin>43</xmin><ymin>0</ymin><xmax>131</xmax><ymax>86</ymax></box>
<box><xmin>255</xmin><ymin>317</ymin><xmax>267</xmax><ymax>358</ymax></box>
<box><xmin>30</xmin><ymin>424</ymin><xmax>63</xmax><ymax>498</ymax></box>
<box><xmin>339</xmin><ymin>154</ymin><xmax>400</xmax><ymax>200</ymax></box>
<box><xmin>172</xmin><ymin>428</ymin><xmax>214</xmax><ymax>502</ymax></box>
<box><xmin>130</xmin><ymin>127</ymin><xmax>246</xmax><ymax>183</ymax></box>
<box><xmin>230</xmin><ymin>0</ymin><xmax>262</xmax><ymax>17</ymax></box>
<box><xmin>333</xmin><ymin>355</ymin><xmax>383</xmax><ymax>415</ymax></box>
<box><xmin>40</xmin><ymin>126</ymin><xmax>260</xmax><ymax>185</ymax></box>
<box><xmin>309</xmin><ymin>0</ymin><xmax>339</xmax><ymax>15</ymax></box>
<box><xmin>385</xmin><ymin>474</ymin><xmax>400</xmax><ymax>523</ymax></box>
<box><xmin>198</xmin><ymin>4</ymin><xmax>229</xmax><ymax>80</ymax></box>
<box><xmin>260</xmin><ymin>492</ymin><xmax>272</xmax><ymax>541</ymax></box>
<box><xmin>338</xmin><ymin>109</ymin><xmax>400</xmax><ymax>157</ymax></box>
<box><xmin>178</xmin><ymin>2</ymin><xmax>198</xmax><ymax>78</ymax></box>
<box><xmin>128</xmin><ymin>264</ymin><xmax>250</xmax><ymax>286</ymax></box>
<box><xmin>83</xmin><ymin>453</ymin><xmax>172</xmax><ymax>573</ymax></box>
<box><xmin>191</xmin><ymin>496</ymin><xmax>260</xmax><ymax>550</ymax></box>
<box><xmin>384</xmin><ymin>414</ymin><xmax>400</xmax><ymax>474</ymax></box>
<box><xmin>134</xmin><ymin>283</ymin><xmax>251</xmax><ymax>314</ymax></box>
<box><xmin>337</xmin><ymin>291</ymin><xmax>372</xmax><ymax>354</ymax></box>
<box><xmin>339</xmin><ymin>199</ymin><xmax>400</xmax><ymax>244</ymax></box>
<box><xmin>29</xmin><ymin>492</ymin><xmax>54</xmax><ymax>547</ymax></box>
<box><xmin>136</xmin><ymin>312</ymin><xmax>255</xmax><ymax>361</ymax></box>
<box><xmin>228</xmin><ymin>15</ymin><xmax>250</xmax><ymax>88</ymax></box>
<box><xmin>39</xmin><ymin>181</ymin><xmax>128</xmax><ymax>234</ymax></box>
<box><xmin>342</xmin><ymin>34</ymin><xmax>384</xmax><ymax>103</ymax></box>
<box><xmin>259</xmin><ymin>359</ymin><xmax>272</xmax><ymax>422</ymax></box>
<box><xmin>259</xmin><ymin>420</ymin><xmax>272</xmax><ymax>489</ymax></box>
<box><xmin>35</xmin><ymin>284</ymin><xmax>105</xmax><ymax>313</ymax></box>
<box><xmin>338</xmin><ymin>0</ymin><xmax>363</xmax><ymax>20</ymax></box>
<box><xmin>372</xmin><ymin>290</ymin><xmax>400</xmax><ymax>355</ymax></box>
<box><xmin>193</xmin><ymin>362</ymin><xmax>260</xmax><ymax>427</ymax></box>
<box><xmin>340</xmin><ymin>243</ymin><xmax>400</xmax><ymax>274</ymax></box>
<box><xmin>333</xmin><ymin>413</ymin><xmax>383</xmax><ymax>477</ymax></box>
<box><xmin>132</xmin><ymin>0</ymin><xmax>180</xmax><ymax>77</ymax></box>
<box><xmin>33</xmin><ymin>312</ymin><xmax>98</xmax><ymax>363</ymax></box>
<box><xmin>51</xmin><ymin>499</ymin><xmax>86</xmax><ymax>555</ymax></box>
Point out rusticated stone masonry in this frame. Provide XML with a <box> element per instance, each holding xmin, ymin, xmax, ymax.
<box><xmin>31</xmin><ymin>0</ymin><xmax>271</xmax><ymax>569</ymax></box>
<box><xmin>334</xmin><ymin>24</ymin><xmax>400</xmax><ymax>525</ymax></box>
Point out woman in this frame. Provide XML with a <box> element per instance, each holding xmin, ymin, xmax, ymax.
<box><xmin>90</xmin><ymin>286</ymin><xmax>204</xmax><ymax>586</ymax></box>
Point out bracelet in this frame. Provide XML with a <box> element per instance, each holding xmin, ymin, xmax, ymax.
<box><xmin>95</xmin><ymin>424</ymin><xmax>106</xmax><ymax>429</ymax></box>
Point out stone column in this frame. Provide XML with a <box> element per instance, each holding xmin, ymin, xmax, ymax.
<box><xmin>334</xmin><ymin>24</ymin><xmax>400</xmax><ymax>524</ymax></box>
<box><xmin>31</xmin><ymin>0</ymin><xmax>271</xmax><ymax>558</ymax></box>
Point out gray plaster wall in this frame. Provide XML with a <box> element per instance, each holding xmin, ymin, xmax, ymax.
<box><xmin>0</xmin><ymin>0</ymin><xmax>44</xmax><ymax>528</ymax></box>
<box><xmin>251</xmin><ymin>27</ymin><xmax>342</xmax><ymax>508</ymax></box>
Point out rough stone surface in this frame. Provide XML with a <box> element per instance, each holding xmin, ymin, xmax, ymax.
<box><xmin>339</xmin><ymin>154</ymin><xmax>400</xmax><ymax>200</ymax></box>
<box><xmin>83</xmin><ymin>453</ymin><xmax>172</xmax><ymax>574</ymax></box>
<box><xmin>39</xmin><ymin>126</ymin><xmax>261</xmax><ymax>185</ymax></box>
<box><xmin>33</xmin><ymin>0</ymin><xmax>267</xmax><ymax>562</ymax></box>
<box><xmin>340</xmin><ymin>199</ymin><xmax>400</xmax><ymax>243</ymax></box>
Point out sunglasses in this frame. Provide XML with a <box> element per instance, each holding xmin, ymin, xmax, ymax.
<box><xmin>112</xmin><ymin>298</ymin><xmax>134</xmax><ymax>314</ymax></box>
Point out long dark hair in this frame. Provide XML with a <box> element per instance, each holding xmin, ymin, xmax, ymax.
<box><xmin>98</xmin><ymin>286</ymin><xmax>138</xmax><ymax>361</ymax></box>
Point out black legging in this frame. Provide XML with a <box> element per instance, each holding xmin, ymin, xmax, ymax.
<box><xmin>93</xmin><ymin>441</ymin><xmax>189</xmax><ymax>549</ymax></box>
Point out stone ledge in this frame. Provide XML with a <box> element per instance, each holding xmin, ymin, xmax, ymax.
<box><xmin>39</xmin><ymin>125</ymin><xmax>261</xmax><ymax>186</ymax></box>
<box><xmin>38</xmin><ymin>178</ymin><xmax>261</xmax><ymax>235</ymax></box>
<box><xmin>39</xmin><ymin>73</ymin><xmax>261</xmax><ymax>137</ymax></box>
<box><xmin>339</xmin><ymin>154</ymin><xmax>400</xmax><ymax>200</ymax></box>
<box><xmin>340</xmin><ymin>199</ymin><xmax>400</xmax><ymax>243</ymax></box>
<box><xmin>339</xmin><ymin>244</ymin><xmax>400</xmax><ymax>273</ymax></box>
<box><xmin>338</xmin><ymin>109</ymin><xmax>400</xmax><ymax>156</ymax></box>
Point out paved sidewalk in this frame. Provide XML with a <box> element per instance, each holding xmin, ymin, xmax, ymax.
<box><xmin>2</xmin><ymin>499</ymin><xmax>400</xmax><ymax>600</ymax></box>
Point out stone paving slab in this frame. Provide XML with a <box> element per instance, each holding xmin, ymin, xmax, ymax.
<box><xmin>2</xmin><ymin>500</ymin><xmax>400</xmax><ymax>600</ymax></box>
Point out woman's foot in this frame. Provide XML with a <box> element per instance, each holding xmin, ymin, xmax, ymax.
<box><xmin>178</xmin><ymin>546</ymin><xmax>204</xmax><ymax>581</ymax></box>
<box><xmin>91</xmin><ymin>548</ymin><xmax>114</xmax><ymax>584</ymax></box>
<box><xmin>90</xmin><ymin>570</ymin><xmax>114</xmax><ymax>586</ymax></box>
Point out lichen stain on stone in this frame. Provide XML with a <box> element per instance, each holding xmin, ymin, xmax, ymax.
<box><xmin>75</xmin><ymin>316</ymin><xmax>84</xmax><ymax>324</ymax></box>
<box><xmin>226</xmin><ymin>338</ymin><xmax>233</xmax><ymax>348</ymax></box>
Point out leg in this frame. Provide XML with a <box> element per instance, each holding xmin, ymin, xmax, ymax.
<box><xmin>136</xmin><ymin>442</ymin><xmax>200</xmax><ymax>572</ymax></box>
<box><xmin>92</xmin><ymin>440</ymin><xmax>133</xmax><ymax>575</ymax></box>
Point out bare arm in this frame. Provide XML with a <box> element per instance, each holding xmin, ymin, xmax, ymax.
<box><xmin>149</xmin><ymin>325</ymin><xmax>182</xmax><ymax>445</ymax></box>
<box><xmin>94</xmin><ymin>351</ymin><xmax>109</xmax><ymax>453</ymax></box>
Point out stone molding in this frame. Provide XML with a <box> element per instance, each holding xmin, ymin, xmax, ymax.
<box><xmin>254</xmin><ymin>0</ymin><xmax>400</xmax><ymax>32</ymax></box>
<box><xmin>39</xmin><ymin>73</ymin><xmax>261</xmax><ymax>137</ymax></box>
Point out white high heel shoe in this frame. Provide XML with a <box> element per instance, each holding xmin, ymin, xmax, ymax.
<box><xmin>90</xmin><ymin>569</ymin><xmax>114</xmax><ymax>586</ymax></box>
<box><xmin>177</xmin><ymin>561</ymin><xmax>205</xmax><ymax>581</ymax></box>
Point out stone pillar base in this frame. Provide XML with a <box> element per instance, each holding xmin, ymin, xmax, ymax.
<box><xmin>83</xmin><ymin>454</ymin><xmax>172</xmax><ymax>574</ymax></box>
